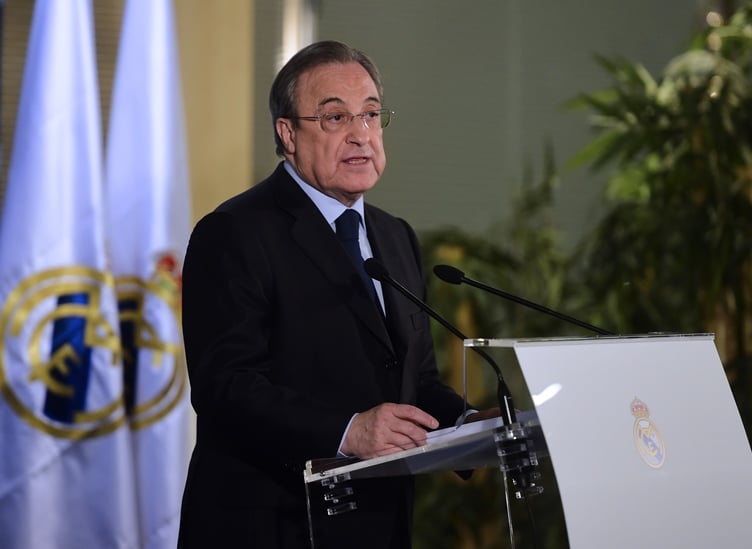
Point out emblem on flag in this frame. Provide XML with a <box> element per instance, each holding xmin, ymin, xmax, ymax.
<box><xmin>0</xmin><ymin>266</ymin><xmax>125</xmax><ymax>439</ymax></box>
<box><xmin>116</xmin><ymin>252</ymin><xmax>186</xmax><ymax>430</ymax></box>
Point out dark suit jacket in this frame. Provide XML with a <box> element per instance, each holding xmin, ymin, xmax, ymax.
<box><xmin>177</xmin><ymin>163</ymin><xmax>466</xmax><ymax>549</ymax></box>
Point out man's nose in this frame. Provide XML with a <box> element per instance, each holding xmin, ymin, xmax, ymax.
<box><xmin>346</xmin><ymin>118</ymin><xmax>370</xmax><ymax>143</ymax></box>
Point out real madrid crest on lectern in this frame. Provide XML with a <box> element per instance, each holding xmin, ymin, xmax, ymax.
<box><xmin>631</xmin><ymin>396</ymin><xmax>666</xmax><ymax>469</ymax></box>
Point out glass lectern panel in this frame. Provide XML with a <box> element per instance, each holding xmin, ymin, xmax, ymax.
<box><xmin>304</xmin><ymin>331</ymin><xmax>566</xmax><ymax>549</ymax></box>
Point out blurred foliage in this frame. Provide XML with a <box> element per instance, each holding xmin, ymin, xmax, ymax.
<box><xmin>412</xmin><ymin>3</ymin><xmax>752</xmax><ymax>548</ymax></box>
<box><xmin>565</xmin><ymin>3</ymin><xmax>752</xmax><ymax>433</ymax></box>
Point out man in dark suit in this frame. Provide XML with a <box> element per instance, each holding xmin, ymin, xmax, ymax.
<box><xmin>177</xmin><ymin>40</ymin><xmax>471</xmax><ymax>549</ymax></box>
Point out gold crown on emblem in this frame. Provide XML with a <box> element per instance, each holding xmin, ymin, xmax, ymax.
<box><xmin>630</xmin><ymin>397</ymin><xmax>649</xmax><ymax>418</ymax></box>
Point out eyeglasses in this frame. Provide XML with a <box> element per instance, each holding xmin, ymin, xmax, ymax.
<box><xmin>294</xmin><ymin>108</ymin><xmax>394</xmax><ymax>133</ymax></box>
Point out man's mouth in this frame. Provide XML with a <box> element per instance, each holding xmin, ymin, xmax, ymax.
<box><xmin>343</xmin><ymin>157</ymin><xmax>369</xmax><ymax>165</ymax></box>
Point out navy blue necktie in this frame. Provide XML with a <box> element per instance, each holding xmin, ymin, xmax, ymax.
<box><xmin>335</xmin><ymin>209</ymin><xmax>376</xmax><ymax>298</ymax></box>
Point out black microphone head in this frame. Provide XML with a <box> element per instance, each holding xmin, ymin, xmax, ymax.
<box><xmin>364</xmin><ymin>257</ymin><xmax>389</xmax><ymax>281</ymax></box>
<box><xmin>433</xmin><ymin>264</ymin><xmax>464</xmax><ymax>285</ymax></box>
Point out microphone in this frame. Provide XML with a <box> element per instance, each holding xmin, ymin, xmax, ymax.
<box><xmin>433</xmin><ymin>264</ymin><xmax>613</xmax><ymax>336</ymax></box>
<box><xmin>364</xmin><ymin>258</ymin><xmax>516</xmax><ymax>425</ymax></box>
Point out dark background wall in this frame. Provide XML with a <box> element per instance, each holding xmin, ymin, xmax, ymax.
<box><xmin>254</xmin><ymin>0</ymin><xmax>705</xmax><ymax>246</ymax></box>
<box><xmin>1</xmin><ymin>0</ymin><xmax>710</xmax><ymax>246</ymax></box>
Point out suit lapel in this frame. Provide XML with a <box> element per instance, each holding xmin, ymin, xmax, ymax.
<box><xmin>365</xmin><ymin>210</ymin><xmax>412</xmax><ymax>358</ymax></box>
<box><xmin>271</xmin><ymin>169</ymin><xmax>393</xmax><ymax>352</ymax></box>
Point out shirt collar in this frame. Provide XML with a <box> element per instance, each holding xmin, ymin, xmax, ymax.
<box><xmin>284</xmin><ymin>161</ymin><xmax>365</xmax><ymax>228</ymax></box>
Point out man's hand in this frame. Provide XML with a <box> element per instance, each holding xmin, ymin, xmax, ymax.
<box><xmin>340</xmin><ymin>403</ymin><xmax>439</xmax><ymax>459</ymax></box>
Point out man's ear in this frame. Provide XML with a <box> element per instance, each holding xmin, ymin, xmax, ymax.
<box><xmin>276</xmin><ymin>118</ymin><xmax>296</xmax><ymax>154</ymax></box>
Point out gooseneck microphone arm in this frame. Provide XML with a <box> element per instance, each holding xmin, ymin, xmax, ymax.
<box><xmin>364</xmin><ymin>258</ymin><xmax>516</xmax><ymax>425</ymax></box>
<box><xmin>433</xmin><ymin>264</ymin><xmax>614</xmax><ymax>336</ymax></box>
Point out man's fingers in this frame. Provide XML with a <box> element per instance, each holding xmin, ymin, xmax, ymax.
<box><xmin>371</xmin><ymin>436</ymin><xmax>421</xmax><ymax>457</ymax></box>
<box><xmin>388</xmin><ymin>403</ymin><xmax>439</xmax><ymax>430</ymax></box>
<box><xmin>390</xmin><ymin>418</ymin><xmax>430</xmax><ymax>446</ymax></box>
<box><xmin>341</xmin><ymin>402</ymin><xmax>441</xmax><ymax>459</ymax></box>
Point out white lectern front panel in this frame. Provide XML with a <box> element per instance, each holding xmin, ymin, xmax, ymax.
<box><xmin>509</xmin><ymin>335</ymin><xmax>752</xmax><ymax>548</ymax></box>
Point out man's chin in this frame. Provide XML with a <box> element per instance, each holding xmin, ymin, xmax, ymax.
<box><xmin>335</xmin><ymin>178</ymin><xmax>379</xmax><ymax>196</ymax></box>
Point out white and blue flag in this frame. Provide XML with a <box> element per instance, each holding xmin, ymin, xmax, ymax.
<box><xmin>0</xmin><ymin>1</ymin><xmax>139</xmax><ymax>547</ymax></box>
<box><xmin>105</xmin><ymin>1</ymin><xmax>192</xmax><ymax>547</ymax></box>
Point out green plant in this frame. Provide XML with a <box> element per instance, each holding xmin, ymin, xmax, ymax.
<box><xmin>566</xmin><ymin>4</ymin><xmax>752</xmax><ymax>436</ymax></box>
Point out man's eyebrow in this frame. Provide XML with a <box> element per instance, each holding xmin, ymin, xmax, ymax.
<box><xmin>318</xmin><ymin>97</ymin><xmax>345</xmax><ymax>108</ymax></box>
<box><xmin>317</xmin><ymin>96</ymin><xmax>382</xmax><ymax>108</ymax></box>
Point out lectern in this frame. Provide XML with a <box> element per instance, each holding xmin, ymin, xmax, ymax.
<box><xmin>304</xmin><ymin>334</ymin><xmax>752</xmax><ymax>548</ymax></box>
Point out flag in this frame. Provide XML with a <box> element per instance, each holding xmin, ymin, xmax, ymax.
<box><xmin>0</xmin><ymin>0</ymin><xmax>5</xmax><ymax>170</ymax></box>
<box><xmin>0</xmin><ymin>1</ymin><xmax>139</xmax><ymax>548</ymax></box>
<box><xmin>105</xmin><ymin>0</ymin><xmax>192</xmax><ymax>547</ymax></box>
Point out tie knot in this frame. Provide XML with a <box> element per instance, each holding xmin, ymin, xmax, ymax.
<box><xmin>335</xmin><ymin>209</ymin><xmax>361</xmax><ymax>240</ymax></box>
